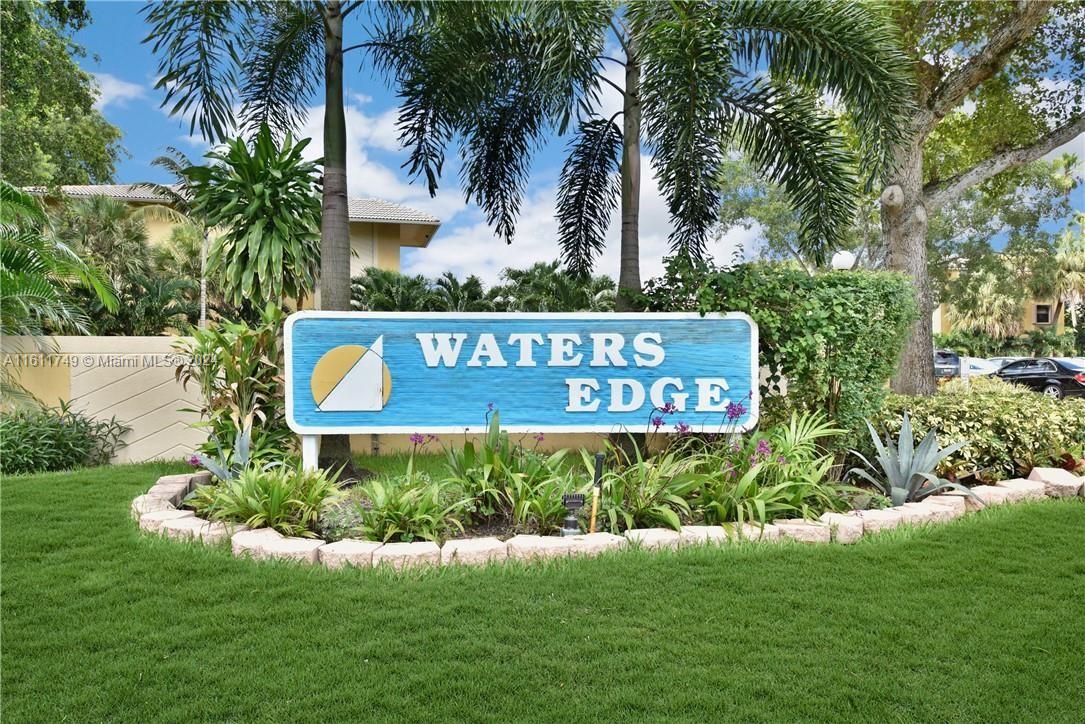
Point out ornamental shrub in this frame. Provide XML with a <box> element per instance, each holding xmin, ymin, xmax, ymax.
<box><xmin>174</xmin><ymin>302</ymin><xmax>293</xmax><ymax>462</ymax></box>
<box><xmin>0</xmin><ymin>401</ymin><xmax>129</xmax><ymax>474</ymax></box>
<box><xmin>638</xmin><ymin>259</ymin><xmax>918</xmax><ymax>443</ymax></box>
<box><xmin>875</xmin><ymin>377</ymin><xmax>1085</xmax><ymax>479</ymax></box>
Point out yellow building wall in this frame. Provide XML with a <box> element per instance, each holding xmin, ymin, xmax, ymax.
<box><xmin>935</xmin><ymin>300</ymin><xmax>1065</xmax><ymax>337</ymax></box>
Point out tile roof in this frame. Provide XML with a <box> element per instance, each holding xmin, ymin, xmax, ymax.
<box><xmin>27</xmin><ymin>184</ymin><xmax>440</xmax><ymax>225</ymax></box>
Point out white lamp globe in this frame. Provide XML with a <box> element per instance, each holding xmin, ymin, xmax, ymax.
<box><xmin>830</xmin><ymin>250</ymin><xmax>856</xmax><ymax>270</ymax></box>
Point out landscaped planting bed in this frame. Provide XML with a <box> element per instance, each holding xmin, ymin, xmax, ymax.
<box><xmin>133</xmin><ymin>466</ymin><xmax>1083</xmax><ymax>570</ymax></box>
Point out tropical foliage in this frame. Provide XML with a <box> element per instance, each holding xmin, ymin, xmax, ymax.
<box><xmin>182</xmin><ymin>126</ymin><xmax>322</xmax><ymax>310</ymax></box>
<box><xmin>175</xmin><ymin>303</ymin><xmax>293</xmax><ymax>463</ymax></box>
<box><xmin>0</xmin><ymin>181</ymin><xmax>117</xmax><ymax>340</ymax></box>
<box><xmin>352</xmin><ymin>262</ymin><xmax>615</xmax><ymax>313</ymax></box>
<box><xmin>0</xmin><ymin>401</ymin><xmax>129</xmax><ymax>475</ymax></box>
<box><xmin>189</xmin><ymin>465</ymin><xmax>341</xmax><ymax>538</ymax></box>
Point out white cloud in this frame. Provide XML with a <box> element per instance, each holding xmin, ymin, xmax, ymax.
<box><xmin>92</xmin><ymin>73</ymin><xmax>145</xmax><ymax>111</ymax></box>
<box><xmin>403</xmin><ymin>157</ymin><xmax>758</xmax><ymax>284</ymax></box>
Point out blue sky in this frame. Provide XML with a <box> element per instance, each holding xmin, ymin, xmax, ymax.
<box><xmin>77</xmin><ymin>2</ymin><xmax>1081</xmax><ymax>282</ymax></box>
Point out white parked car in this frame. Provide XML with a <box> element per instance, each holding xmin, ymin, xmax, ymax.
<box><xmin>961</xmin><ymin>357</ymin><xmax>998</xmax><ymax>376</ymax></box>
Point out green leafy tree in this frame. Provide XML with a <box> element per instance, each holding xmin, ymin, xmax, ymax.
<box><xmin>182</xmin><ymin>126</ymin><xmax>321</xmax><ymax>311</ymax></box>
<box><xmin>880</xmin><ymin>1</ymin><xmax>1085</xmax><ymax>394</ymax></box>
<box><xmin>371</xmin><ymin>0</ymin><xmax>913</xmax><ymax>306</ymax></box>
<box><xmin>0</xmin><ymin>1</ymin><xmax>122</xmax><ymax>185</ymax></box>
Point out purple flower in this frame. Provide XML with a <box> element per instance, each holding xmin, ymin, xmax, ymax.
<box><xmin>675</xmin><ymin>421</ymin><xmax>691</xmax><ymax>435</ymax></box>
<box><xmin>777</xmin><ymin>455</ymin><xmax>787</xmax><ymax>464</ymax></box>
<box><xmin>409</xmin><ymin>433</ymin><xmax>425</xmax><ymax>445</ymax></box>
<box><xmin>756</xmin><ymin>439</ymin><xmax>772</xmax><ymax>456</ymax></box>
<box><xmin>533</xmin><ymin>432</ymin><xmax>545</xmax><ymax>442</ymax></box>
<box><xmin>660</xmin><ymin>402</ymin><xmax>677</xmax><ymax>415</ymax></box>
<box><xmin>725</xmin><ymin>400</ymin><xmax>747</xmax><ymax>421</ymax></box>
<box><xmin>187</xmin><ymin>454</ymin><xmax>201</xmax><ymax>467</ymax></box>
<box><xmin>652</xmin><ymin>416</ymin><xmax>664</xmax><ymax>429</ymax></box>
<box><xmin>487</xmin><ymin>402</ymin><xmax>495</xmax><ymax>412</ymax></box>
<box><xmin>427</xmin><ymin>434</ymin><xmax>439</xmax><ymax>443</ymax></box>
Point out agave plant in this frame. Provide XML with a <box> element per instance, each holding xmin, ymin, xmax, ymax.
<box><xmin>847</xmin><ymin>413</ymin><xmax>975</xmax><ymax>506</ymax></box>
<box><xmin>192</xmin><ymin>423</ymin><xmax>254</xmax><ymax>483</ymax></box>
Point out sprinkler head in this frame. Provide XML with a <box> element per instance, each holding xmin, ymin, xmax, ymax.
<box><xmin>560</xmin><ymin>493</ymin><xmax>585</xmax><ymax>537</ymax></box>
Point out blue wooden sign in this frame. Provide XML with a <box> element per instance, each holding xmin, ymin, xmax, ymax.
<box><xmin>285</xmin><ymin>311</ymin><xmax>758</xmax><ymax>435</ymax></box>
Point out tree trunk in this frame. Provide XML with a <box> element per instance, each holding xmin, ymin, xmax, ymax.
<box><xmin>318</xmin><ymin>1</ymin><xmax>358</xmax><ymax>475</ymax></box>
<box><xmin>884</xmin><ymin>136</ymin><xmax>936</xmax><ymax>395</ymax></box>
<box><xmin>615</xmin><ymin>43</ymin><xmax>641</xmax><ymax>311</ymax></box>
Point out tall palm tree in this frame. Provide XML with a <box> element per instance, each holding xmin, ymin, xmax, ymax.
<box><xmin>144</xmin><ymin>0</ymin><xmax>364</xmax><ymax>468</ymax></box>
<box><xmin>1055</xmin><ymin>212</ymin><xmax>1085</xmax><ymax>330</ymax></box>
<box><xmin>371</xmin><ymin>1</ymin><xmax>913</xmax><ymax>307</ymax></box>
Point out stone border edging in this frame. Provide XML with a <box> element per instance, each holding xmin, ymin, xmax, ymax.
<box><xmin>132</xmin><ymin>467</ymin><xmax>1084</xmax><ymax>570</ymax></box>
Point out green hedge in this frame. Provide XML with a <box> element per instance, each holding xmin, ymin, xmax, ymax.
<box><xmin>638</xmin><ymin>260</ymin><xmax>918</xmax><ymax>441</ymax></box>
<box><xmin>875</xmin><ymin>377</ymin><xmax>1085</xmax><ymax>479</ymax></box>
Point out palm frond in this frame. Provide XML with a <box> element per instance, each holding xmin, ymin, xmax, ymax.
<box><xmin>240</xmin><ymin>2</ymin><xmax>324</xmax><ymax>139</ymax></box>
<box><xmin>720</xmin><ymin>0</ymin><xmax>915</xmax><ymax>181</ymax></box>
<box><xmin>142</xmin><ymin>0</ymin><xmax>252</xmax><ymax>143</ymax></box>
<box><xmin>556</xmin><ymin>117</ymin><xmax>622</xmax><ymax>277</ymax></box>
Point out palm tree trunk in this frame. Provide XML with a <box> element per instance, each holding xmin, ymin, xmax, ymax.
<box><xmin>616</xmin><ymin>41</ymin><xmax>641</xmax><ymax>312</ymax></box>
<box><xmin>318</xmin><ymin>0</ymin><xmax>357</xmax><ymax>474</ymax></box>
<box><xmin>199</xmin><ymin>228</ymin><xmax>208</xmax><ymax>329</ymax></box>
<box><xmin>883</xmin><ymin>137</ymin><xmax>936</xmax><ymax>395</ymax></box>
<box><xmin>319</xmin><ymin>1</ymin><xmax>351</xmax><ymax>312</ymax></box>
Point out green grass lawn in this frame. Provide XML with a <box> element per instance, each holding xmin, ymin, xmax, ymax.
<box><xmin>3</xmin><ymin>462</ymin><xmax>1083</xmax><ymax>722</ymax></box>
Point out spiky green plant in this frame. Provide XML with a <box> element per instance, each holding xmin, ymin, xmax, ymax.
<box><xmin>847</xmin><ymin>413</ymin><xmax>975</xmax><ymax>506</ymax></box>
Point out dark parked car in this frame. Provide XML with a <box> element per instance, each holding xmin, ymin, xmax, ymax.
<box><xmin>934</xmin><ymin>349</ymin><xmax>960</xmax><ymax>378</ymax></box>
<box><xmin>995</xmin><ymin>357</ymin><xmax>1085</xmax><ymax>399</ymax></box>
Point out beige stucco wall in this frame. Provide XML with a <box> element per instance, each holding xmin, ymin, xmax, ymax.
<box><xmin>2</xmin><ymin>336</ymin><xmax>206</xmax><ymax>463</ymax></box>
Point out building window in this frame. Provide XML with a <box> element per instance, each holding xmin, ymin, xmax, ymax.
<box><xmin>1035</xmin><ymin>304</ymin><xmax>1052</xmax><ymax>325</ymax></box>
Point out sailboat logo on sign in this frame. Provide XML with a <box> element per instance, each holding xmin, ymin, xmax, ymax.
<box><xmin>309</xmin><ymin>336</ymin><xmax>391</xmax><ymax>412</ymax></box>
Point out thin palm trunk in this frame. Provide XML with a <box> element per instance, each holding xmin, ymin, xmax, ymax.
<box><xmin>199</xmin><ymin>228</ymin><xmax>208</xmax><ymax>329</ymax></box>
<box><xmin>318</xmin><ymin>0</ymin><xmax>357</xmax><ymax>473</ymax></box>
<box><xmin>616</xmin><ymin>42</ymin><xmax>641</xmax><ymax>311</ymax></box>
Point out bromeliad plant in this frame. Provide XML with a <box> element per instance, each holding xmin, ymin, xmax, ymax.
<box><xmin>847</xmin><ymin>413</ymin><xmax>974</xmax><ymax>506</ymax></box>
